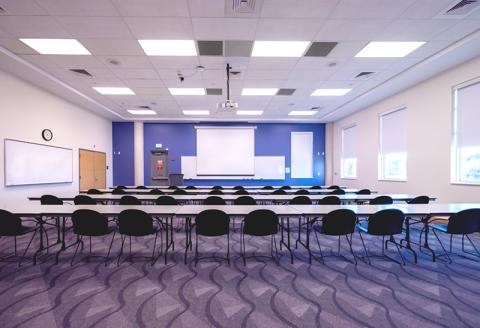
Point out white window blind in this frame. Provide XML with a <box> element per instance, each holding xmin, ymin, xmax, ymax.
<box><xmin>341</xmin><ymin>125</ymin><xmax>357</xmax><ymax>178</ymax></box>
<box><xmin>379</xmin><ymin>108</ymin><xmax>407</xmax><ymax>180</ymax></box>
<box><xmin>452</xmin><ymin>79</ymin><xmax>480</xmax><ymax>184</ymax></box>
<box><xmin>291</xmin><ymin>132</ymin><xmax>313</xmax><ymax>178</ymax></box>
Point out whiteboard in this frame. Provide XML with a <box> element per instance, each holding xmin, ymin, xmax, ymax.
<box><xmin>4</xmin><ymin>139</ymin><xmax>73</xmax><ymax>186</ymax></box>
<box><xmin>196</xmin><ymin>126</ymin><xmax>255</xmax><ymax>175</ymax></box>
<box><xmin>182</xmin><ymin>156</ymin><xmax>285</xmax><ymax>180</ymax></box>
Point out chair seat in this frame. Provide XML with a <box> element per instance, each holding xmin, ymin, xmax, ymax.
<box><xmin>0</xmin><ymin>225</ymin><xmax>34</xmax><ymax>236</ymax></box>
<box><xmin>429</xmin><ymin>222</ymin><xmax>448</xmax><ymax>233</ymax></box>
<box><xmin>357</xmin><ymin>224</ymin><xmax>368</xmax><ymax>233</ymax></box>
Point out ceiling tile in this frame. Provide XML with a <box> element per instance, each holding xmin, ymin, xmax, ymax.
<box><xmin>197</xmin><ymin>40</ymin><xmax>223</xmax><ymax>56</ymax></box>
<box><xmin>111</xmin><ymin>68</ymin><xmax>159</xmax><ymax>79</ymax></box>
<box><xmin>124</xmin><ymin>17</ymin><xmax>193</xmax><ymax>39</ymax></box>
<box><xmin>80</xmin><ymin>39</ymin><xmax>145</xmax><ymax>56</ymax></box>
<box><xmin>433</xmin><ymin>20</ymin><xmax>480</xmax><ymax>41</ymax></box>
<box><xmin>122</xmin><ymin>79</ymin><xmax>165</xmax><ymax>88</ymax></box>
<box><xmin>201</xmin><ymin>69</ymin><xmax>225</xmax><ymax>80</ymax></box>
<box><xmin>331</xmin><ymin>0</ymin><xmax>417</xmax><ymax>19</ymax></box>
<box><xmin>129</xmin><ymin>87</ymin><xmax>170</xmax><ymax>95</ymax></box>
<box><xmin>0</xmin><ymin>16</ymin><xmax>70</xmax><ymax>38</ymax></box>
<box><xmin>248</xmin><ymin>57</ymin><xmax>299</xmax><ymax>71</ymax></box>
<box><xmin>56</xmin><ymin>17</ymin><xmax>133</xmax><ymax>39</ymax></box>
<box><xmin>327</xmin><ymin>41</ymin><xmax>366</xmax><ymax>58</ymax></box>
<box><xmin>255</xmin><ymin>19</ymin><xmax>324</xmax><ymax>40</ymax></box>
<box><xmin>0</xmin><ymin>0</ymin><xmax>47</xmax><ymax>15</ymax></box>
<box><xmin>188</xmin><ymin>0</ymin><xmax>225</xmax><ymax>17</ymax></box>
<box><xmin>374</xmin><ymin>19</ymin><xmax>457</xmax><ymax>41</ymax></box>
<box><xmin>39</xmin><ymin>0</ymin><xmax>119</xmax><ymax>16</ymax></box>
<box><xmin>260</xmin><ymin>0</ymin><xmax>339</xmax><ymax>18</ymax></box>
<box><xmin>304</xmin><ymin>42</ymin><xmax>337</xmax><ymax>57</ymax></box>
<box><xmin>149</xmin><ymin>56</ymin><xmax>200</xmax><ymax>69</ymax></box>
<box><xmin>20</xmin><ymin>54</ymin><xmax>59</xmax><ymax>68</ymax></box>
<box><xmin>38</xmin><ymin>55</ymin><xmax>107</xmax><ymax>68</ymax></box>
<box><xmin>97</xmin><ymin>55</ymin><xmax>153</xmax><ymax>69</ymax></box>
<box><xmin>288</xmin><ymin>68</ymin><xmax>335</xmax><ymax>80</ymax></box>
<box><xmin>399</xmin><ymin>0</ymin><xmax>455</xmax><ymax>19</ymax></box>
<box><xmin>157</xmin><ymin>68</ymin><xmax>202</xmax><ymax>80</ymax></box>
<box><xmin>224</xmin><ymin>40</ymin><xmax>253</xmax><ymax>57</ymax></box>
<box><xmin>244</xmin><ymin>69</ymin><xmax>291</xmax><ymax>80</ymax></box>
<box><xmin>0</xmin><ymin>38</ymin><xmax>37</xmax><ymax>54</ymax></box>
<box><xmin>315</xmin><ymin>19</ymin><xmax>391</xmax><ymax>41</ymax></box>
<box><xmin>111</xmin><ymin>0</ymin><xmax>189</xmax><ymax>16</ymax></box>
<box><xmin>192</xmin><ymin>18</ymin><xmax>258</xmax><ymax>40</ymax></box>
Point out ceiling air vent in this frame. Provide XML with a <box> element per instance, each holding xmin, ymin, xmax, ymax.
<box><xmin>137</xmin><ymin>105</ymin><xmax>151</xmax><ymax>109</ymax></box>
<box><xmin>0</xmin><ymin>6</ymin><xmax>7</xmax><ymax>14</ymax></box>
<box><xmin>355</xmin><ymin>72</ymin><xmax>374</xmax><ymax>79</ymax></box>
<box><xmin>437</xmin><ymin>0</ymin><xmax>480</xmax><ymax>18</ymax></box>
<box><xmin>232</xmin><ymin>0</ymin><xmax>256</xmax><ymax>13</ymax></box>
<box><xmin>69</xmin><ymin>69</ymin><xmax>92</xmax><ymax>77</ymax></box>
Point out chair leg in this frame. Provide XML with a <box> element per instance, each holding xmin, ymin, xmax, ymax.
<box><xmin>227</xmin><ymin>233</ymin><xmax>230</xmax><ymax>265</ymax></box>
<box><xmin>450</xmin><ymin>234</ymin><xmax>453</xmax><ymax>253</ymax></box>
<box><xmin>313</xmin><ymin>228</ymin><xmax>325</xmax><ymax>264</ymax></box>
<box><xmin>151</xmin><ymin>232</ymin><xmax>158</xmax><ymax>266</ymax></box>
<box><xmin>129</xmin><ymin>236</ymin><xmax>132</xmax><ymax>258</ymax></box>
<box><xmin>391</xmin><ymin>236</ymin><xmax>406</xmax><ymax>265</ymax></box>
<box><xmin>345</xmin><ymin>234</ymin><xmax>357</xmax><ymax>265</ymax></box>
<box><xmin>432</xmin><ymin>229</ymin><xmax>452</xmax><ymax>264</ymax></box>
<box><xmin>19</xmin><ymin>229</ymin><xmax>38</xmax><ymax>267</ymax></box>
<box><xmin>195</xmin><ymin>234</ymin><xmax>199</xmax><ymax>267</ymax></box>
<box><xmin>241</xmin><ymin>231</ymin><xmax>246</xmax><ymax>266</ymax></box>
<box><xmin>358</xmin><ymin>231</ymin><xmax>371</xmax><ymax>265</ymax></box>
<box><xmin>14</xmin><ymin>236</ymin><xmax>17</xmax><ymax>256</ymax></box>
<box><xmin>117</xmin><ymin>235</ymin><xmax>126</xmax><ymax>267</ymax></box>
<box><xmin>463</xmin><ymin>234</ymin><xmax>480</xmax><ymax>258</ymax></box>
<box><xmin>70</xmin><ymin>236</ymin><xmax>82</xmax><ymax>267</ymax></box>
<box><xmin>105</xmin><ymin>231</ymin><xmax>116</xmax><ymax>266</ymax></box>
<box><xmin>273</xmin><ymin>234</ymin><xmax>279</xmax><ymax>265</ymax></box>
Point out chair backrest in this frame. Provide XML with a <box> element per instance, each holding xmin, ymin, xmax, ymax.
<box><xmin>116</xmin><ymin>186</ymin><xmax>127</xmax><ymax>189</ymax></box>
<box><xmin>72</xmin><ymin>209</ymin><xmax>108</xmax><ymax>236</ymax></box>
<box><xmin>172</xmin><ymin>189</ymin><xmax>188</xmax><ymax>195</ymax></box>
<box><xmin>271</xmin><ymin>189</ymin><xmax>287</xmax><ymax>195</ymax></box>
<box><xmin>209</xmin><ymin>189</ymin><xmax>224</xmax><ymax>195</ymax></box>
<box><xmin>212</xmin><ymin>186</ymin><xmax>223</xmax><ymax>189</ymax></box>
<box><xmin>74</xmin><ymin>195</ymin><xmax>97</xmax><ymax>205</ymax></box>
<box><xmin>318</xmin><ymin>196</ymin><xmax>341</xmax><ymax>205</ymax></box>
<box><xmin>136</xmin><ymin>185</ymin><xmax>147</xmax><ymax>189</ymax></box>
<box><xmin>262</xmin><ymin>186</ymin><xmax>274</xmax><ymax>190</ymax></box>
<box><xmin>204</xmin><ymin>196</ymin><xmax>226</xmax><ymax>205</ymax></box>
<box><xmin>295</xmin><ymin>189</ymin><xmax>310</xmax><ymax>195</ymax></box>
<box><xmin>322</xmin><ymin>209</ymin><xmax>357</xmax><ymax>235</ymax></box>
<box><xmin>234</xmin><ymin>189</ymin><xmax>249</xmax><ymax>195</ymax></box>
<box><xmin>118</xmin><ymin>209</ymin><xmax>154</xmax><ymax>236</ymax></box>
<box><xmin>367</xmin><ymin>209</ymin><xmax>404</xmax><ymax>236</ymax></box>
<box><xmin>196</xmin><ymin>210</ymin><xmax>230</xmax><ymax>236</ymax></box>
<box><xmin>234</xmin><ymin>196</ymin><xmax>256</xmax><ymax>205</ymax></box>
<box><xmin>87</xmin><ymin>188</ymin><xmax>103</xmax><ymax>195</ymax></box>
<box><xmin>280</xmin><ymin>185</ymin><xmax>291</xmax><ymax>189</ymax></box>
<box><xmin>328</xmin><ymin>185</ymin><xmax>341</xmax><ymax>190</ymax></box>
<box><xmin>356</xmin><ymin>189</ymin><xmax>371</xmax><ymax>195</ymax></box>
<box><xmin>233</xmin><ymin>186</ymin><xmax>244</xmax><ymax>190</ymax></box>
<box><xmin>0</xmin><ymin>210</ymin><xmax>23</xmax><ymax>236</ymax></box>
<box><xmin>329</xmin><ymin>189</ymin><xmax>345</xmax><ymax>195</ymax></box>
<box><xmin>168</xmin><ymin>185</ymin><xmax>178</xmax><ymax>189</ymax></box>
<box><xmin>156</xmin><ymin>196</ymin><xmax>178</xmax><ymax>205</ymax></box>
<box><xmin>40</xmin><ymin>194</ymin><xmax>63</xmax><ymax>205</ymax></box>
<box><xmin>112</xmin><ymin>188</ymin><xmax>126</xmax><ymax>195</ymax></box>
<box><xmin>311</xmin><ymin>186</ymin><xmax>322</xmax><ymax>189</ymax></box>
<box><xmin>369</xmin><ymin>196</ymin><xmax>393</xmax><ymax>205</ymax></box>
<box><xmin>243</xmin><ymin>210</ymin><xmax>278</xmax><ymax>236</ymax></box>
<box><xmin>185</xmin><ymin>186</ymin><xmax>197</xmax><ymax>189</ymax></box>
<box><xmin>289</xmin><ymin>196</ymin><xmax>312</xmax><ymax>205</ymax></box>
<box><xmin>149</xmin><ymin>189</ymin><xmax>164</xmax><ymax>195</ymax></box>
<box><xmin>407</xmin><ymin>196</ymin><xmax>430</xmax><ymax>204</ymax></box>
<box><xmin>447</xmin><ymin>209</ymin><xmax>480</xmax><ymax>234</ymax></box>
<box><xmin>120</xmin><ymin>195</ymin><xmax>141</xmax><ymax>205</ymax></box>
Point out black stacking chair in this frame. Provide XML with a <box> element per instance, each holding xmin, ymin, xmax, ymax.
<box><xmin>329</xmin><ymin>189</ymin><xmax>345</xmax><ymax>195</ymax></box>
<box><xmin>156</xmin><ymin>196</ymin><xmax>178</xmax><ymax>205</ymax></box>
<box><xmin>234</xmin><ymin>196</ymin><xmax>256</xmax><ymax>205</ymax></box>
<box><xmin>234</xmin><ymin>189</ymin><xmax>249</xmax><ymax>195</ymax></box>
<box><xmin>116</xmin><ymin>186</ymin><xmax>127</xmax><ymax>189</ymax></box>
<box><xmin>74</xmin><ymin>195</ymin><xmax>97</xmax><ymax>205</ymax></box>
<box><xmin>185</xmin><ymin>186</ymin><xmax>197</xmax><ymax>190</ymax></box>
<box><xmin>233</xmin><ymin>186</ymin><xmax>244</xmax><ymax>190</ymax></box>
<box><xmin>428</xmin><ymin>209</ymin><xmax>480</xmax><ymax>263</ymax></box>
<box><xmin>136</xmin><ymin>186</ymin><xmax>147</xmax><ymax>189</ymax></box>
<box><xmin>41</xmin><ymin>195</ymin><xmax>63</xmax><ymax>205</ymax></box>
<box><xmin>280</xmin><ymin>185</ymin><xmax>291</xmax><ymax>189</ymax></box>
<box><xmin>407</xmin><ymin>196</ymin><xmax>430</xmax><ymax>204</ymax></box>
<box><xmin>120</xmin><ymin>195</ymin><xmax>141</xmax><ymax>205</ymax></box>
<box><xmin>318</xmin><ymin>196</ymin><xmax>341</xmax><ymax>205</ymax></box>
<box><xmin>271</xmin><ymin>189</ymin><xmax>287</xmax><ymax>195</ymax></box>
<box><xmin>357</xmin><ymin>209</ymin><xmax>406</xmax><ymax>265</ymax></box>
<box><xmin>0</xmin><ymin>210</ymin><xmax>40</xmax><ymax>266</ymax></box>
<box><xmin>172</xmin><ymin>189</ymin><xmax>188</xmax><ymax>195</ymax></box>
<box><xmin>117</xmin><ymin>209</ymin><xmax>161</xmax><ymax>266</ymax></box>
<box><xmin>311</xmin><ymin>186</ymin><xmax>322</xmax><ymax>189</ymax></box>
<box><xmin>295</xmin><ymin>189</ymin><xmax>310</xmax><ymax>195</ymax></box>
<box><xmin>149</xmin><ymin>189</ymin><xmax>164</xmax><ymax>195</ymax></box>
<box><xmin>356</xmin><ymin>189</ymin><xmax>371</xmax><ymax>195</ymax></box>
<box><xmin>369</xmin><ymin>196</ymin><xmax>393</xmax><ymax>205</ymax></box>
<box><xmin>40</xmin><ymin>194</ymin><xmax>63</xmax><ymax>245</ymax></box>
<box><xmin>312</xmin><ymin>209</ymin><xmax>357</xmax><ymax>264</ymax></box>
<box><xmin>290</xmin><ymin>196</ymin><xmax>312</xmax><ymax>205</ymax></box>
<box><xmin>168</xmin><ymin>186</ymin><xmax>178</xmax><ymax>189</ymax></box>
<box><xmin>112</xmin><ymin>188</ymin><xmax>126</xmax><ymax>195</ymax></box>
<box><xmin>328</xmin><ymin>185</ymin><xmax>341</xmax><ymax>189</ymax></box>
<box><xmin>195</xmin><ymin>209</ymin><xmax>230</xmax><ymax>266</ymax></box>
<box><xmin>209</xmin><ymin>189</ymin><xmax>224</xmax><ymax>195</ymax></box>
<box><xmin>67</xmin><ymin>209</ymin><xmax>116</xmax><ymax>266</ymax></box>
<box><xmin>87</xmin><ymin>189</ymin><xmax>103</xmax><ymax>195</ymax></box>
<box><xmin>212</xmin><ymin>186</ymin><xmax>223</xmax><ymax>190</ymax></box>
<box><xmin>262</xmin><ymin>186</ymin><xmax>274</xmax><ymax>190</ymax></box>
<box><xmin>204</xmin><ymin>196</ymin><xmax>226</xmax><ymax>205</ymax></box>
<box><xmin>241</xmin><ymin>210</ymin><xmax>279</xmax><ymax>265</ymax></box>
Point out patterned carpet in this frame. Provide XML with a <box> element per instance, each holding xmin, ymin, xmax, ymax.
<box><xmin>1</xmin><ymin>222</ymin><xmax>480</xmax><ymax>328</ymax></box>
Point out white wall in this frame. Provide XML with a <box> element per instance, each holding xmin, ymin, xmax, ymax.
<box><xmin>331</xmin><ymin>57</ymin><xmax>480</xmax><ymax>203</ymax></box>
<box><xmin>0</xmin><ymin>69</ymin><xmax>112</xmax><ymax>205</ymax></box>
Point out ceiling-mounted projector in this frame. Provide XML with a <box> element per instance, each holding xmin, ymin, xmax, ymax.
<box><xmin>218</xmin><ymin>99</ymin><xmax>239</xmax><ymax>109</ymax></box>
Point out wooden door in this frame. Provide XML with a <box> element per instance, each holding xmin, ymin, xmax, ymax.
<box><xmin>79</xmin><ymin>149</ymin><xmax>106</xmax><ymax>190</ymax></box>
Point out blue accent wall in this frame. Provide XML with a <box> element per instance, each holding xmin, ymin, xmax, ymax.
<box><xmin>112</xmin><ymin>122</ymin><xmax>134</xmax><ymax>186</ymax></box>
<box><xmin>142</xmin><ymin>122</ymin><xmax>325</xmax><ymax>186</ymax></box>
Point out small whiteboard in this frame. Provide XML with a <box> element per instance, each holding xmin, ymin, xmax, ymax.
<box><xmin>4</xmin><ymin>139</ymin><xmax>73</xmax><ymax>186</ymax></box>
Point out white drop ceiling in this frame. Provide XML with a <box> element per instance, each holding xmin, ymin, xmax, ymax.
<box><xmin>0</xmin><ymin>0</ymin><xmax>478</xmax><ymax>122</ymax></box>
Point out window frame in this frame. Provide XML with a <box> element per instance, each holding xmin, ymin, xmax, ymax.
<box><xmin>340</xmin><ymin>124</ymin><xmax>357</xmax><ymax>180</ymax></box>
<box><xmin>378</xmin><ymin>106</ymin><xmax>408</xmax><ymax>182</ymax></box>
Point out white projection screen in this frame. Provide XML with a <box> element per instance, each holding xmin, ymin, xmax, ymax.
<box><xmin>5</xmin><ymin>139</ymin><xmax>73</xmax><ymax>186</ymax></box>
<box><xmin>196</xmin><ymin>126</ymin><xmax>255</xmax><ymax>175</ymax></box>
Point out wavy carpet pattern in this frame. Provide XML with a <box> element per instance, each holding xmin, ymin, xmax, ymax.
<box><xmin>0</xmin><ymin>226</ymin><xmax>480</xmax><ymax>328</ymax></box>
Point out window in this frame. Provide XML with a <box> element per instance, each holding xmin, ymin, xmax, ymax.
<box><xmin>291</xmin><ymin>132</ymin><xmax>313</xmax><ymax>178</ymax></box>
<box><xmin>452</xmin><ymin>79</ymin><xmax>480</xmax><ymax>184</ymax></box>
<box><xmin>379</xmin><ymin>107</ymin><xmax>407</xmax><ymax>181</ymax></box>
<box><xmin>341</xmin><ymin>125</ymin><xmax>357</xmax><ymax>179</ymax></box>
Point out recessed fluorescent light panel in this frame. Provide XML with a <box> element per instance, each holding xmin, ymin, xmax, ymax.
<box><xmin>183</xmin><ymin>110</ymin><xmax>210</xmax><ymax>115</ymax></box>
<box><xmin>169</xmin><ymin>88</ymin><xmax>206</xmax><ymax>96</ymax></box>
<box><xmin>241</xmin><ymin>88</ymin><xmax>279</xmax><ymax>96</ymax></box>
<box><xmin>93</xmin><ymin>87</ymin><xmax>135</xmax><ymax>95</ymax></box>
<box><xmin>311</xmin><ymin>88</ymin><xmax>352</xmax><ymax>96</ymax></box>
<box><xmin>251</xmin><ymin>41</ymin><xmax>310</xmax><ymax>57</ymax></box>
<box><xmin>19</xmin><ymin>38</ymin><xmax>91</xmax><ymax>55</ymax></box>
<box><xmin>138</xmin><ymin>40</ymin><xmax>197</xmax><ymax>56</ymax></box>
<box><xmin>288</xmin><ymin>111</ymin><xmax>318</xmax><ymax>116</ymax></box>
<box><xmin>355</xmin><ymin>42</ymin><xmax>425</xmax><ymax>58</ymax></box>
<box><xmin>127</xmin><ymin>109</ymin><xmax>156</xmax><ymax>115</ymax></box>
<box><xmin>236</xmin><ymin>110</ymin><xmax>264</xmax><ymax>116</ymax></box>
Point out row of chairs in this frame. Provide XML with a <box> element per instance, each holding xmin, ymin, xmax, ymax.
<box><xmin>113</xmin><ymin>185</ymin><xmax>345</xmax><ymax>190</ymax></box>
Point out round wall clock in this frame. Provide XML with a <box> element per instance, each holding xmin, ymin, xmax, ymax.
<box><xmin>42</xmin><ymin>129</ymin><xmax>53</xmax><ymax>141</ymax></box>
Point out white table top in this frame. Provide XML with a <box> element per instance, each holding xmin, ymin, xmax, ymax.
<box><xmin>82</xmin><ymin>188</ymin><xmax>368</xmax><ymax>195</ymax></box>
<box><xmin>110</xmin><ymin>185</ymin><xmax>343</xmax><ymax>190</ymax></box>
